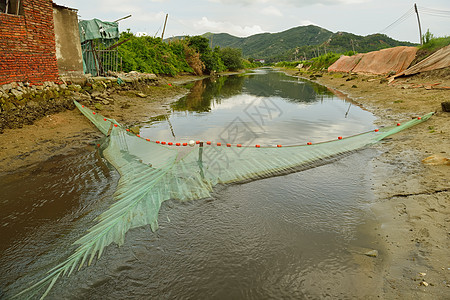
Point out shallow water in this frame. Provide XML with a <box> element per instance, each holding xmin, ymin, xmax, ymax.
<box><xmin>0</xmin><ymin>69</ymin><xmax>381</xmax><ymax>299</ymax></box>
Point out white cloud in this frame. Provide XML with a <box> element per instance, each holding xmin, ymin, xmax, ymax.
<box><xmin>261</xmin><ymin>6</ymin><xmax>283</xmax><ymax>17</ymax></box>
<box><xmin>194</xmin><ymin>17</ymin><xmax>265</xmax><ymax>37</ymax></box>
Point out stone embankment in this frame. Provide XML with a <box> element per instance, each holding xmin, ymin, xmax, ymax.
<box><xmin>0</xmin><ymin>72</ymin><xmax>158</xmax><ymax>133</ymax></box>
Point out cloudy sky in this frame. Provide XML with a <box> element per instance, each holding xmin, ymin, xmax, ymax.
<box><xmin>55</xmin><ymin>0</ymin><xmax>449</xmax><ymax>43</ymax></box>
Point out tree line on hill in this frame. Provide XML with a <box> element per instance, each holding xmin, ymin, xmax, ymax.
<box><xmin>204</xmin><ymin>25</ymin><xmax>417</xmax><ymax>63</ymax></box>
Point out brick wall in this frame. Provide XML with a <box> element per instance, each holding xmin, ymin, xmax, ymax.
<box><xmin>0</xmin><ymin>0</ymin><xmax>59</xmax><ymax>86</ymax></box>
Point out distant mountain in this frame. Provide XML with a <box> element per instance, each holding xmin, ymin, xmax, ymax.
<box><xmin>203</xmin><ymin>25</ymin><xmax>416</xmax><ymax>62</ymax></box>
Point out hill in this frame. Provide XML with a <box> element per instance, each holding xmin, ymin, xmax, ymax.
<box><xmin>202</xmin><ymin>25</ymin><xmax>416</xmax><ymax>62</ymax></box>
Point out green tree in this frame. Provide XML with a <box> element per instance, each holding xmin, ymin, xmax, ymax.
<box><xmin>187</xmin><ymin>36</ymin><xmax>225</xmax><ymax>73</ymax></box>
<box><xmin>422</xmin><ymin>29</ymin><xmax>434</xmax><ymax>44</ymax></box>
<box><xmin>220</xmin><ymin>47</ymin><xmax>243</xmax><ymax>71</ymax></box>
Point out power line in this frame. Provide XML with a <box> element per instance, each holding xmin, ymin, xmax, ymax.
<box><xmin>379</xmin><ymin>7</ymin><xmax>415</xmax><ymax>33</ymax></box>
<box><xmin>418</xmin><ymin>6</ymin><xmax>450</xmax><ymax>14</ymax></box>
<box><xmin>418</xmin><ymin>6</ymin><xmax>450</xmax><ymax>18</ymax></box>
<box><xmin>421</xmin><ymin>12</ymin><xmax>450</xmax><ymax>18</ymax></box>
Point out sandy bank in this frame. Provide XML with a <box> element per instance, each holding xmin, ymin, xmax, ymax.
<box><xmin>282</xmin><ymin>67</ymin><xmax>450</xmax><ymax>299</ymax></box>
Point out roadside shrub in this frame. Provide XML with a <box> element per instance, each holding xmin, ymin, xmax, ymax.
<box><xmin>420</xmin><ymin>30</ymin><xmax>450</xmax><ymax>52</ymax></box>
<box><xmin>118</xmin><ymin>33</ymin><xmax>193</xmax><ymax>76</ymax></box>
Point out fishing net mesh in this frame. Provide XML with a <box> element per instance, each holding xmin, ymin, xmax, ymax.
<box><xmin>13</xmin><ymin>101</ymin><xmax>432</xmax><ymax>299</ymax></box>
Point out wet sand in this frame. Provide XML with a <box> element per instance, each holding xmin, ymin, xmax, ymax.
<box><xmin>1</xmin><ymin>70</ymin><xmax>449</xmax><ymax>298</ymax></box>
<box><xmin>283</xmin><ymin>68</ymin><xmax>450</xmax><ymax>299</ymax></box>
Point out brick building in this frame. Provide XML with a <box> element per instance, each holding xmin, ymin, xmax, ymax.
<box><xmin>0</xmin><ymin>0</ymin><xmax>82</xmax><ymax>86</ymax></box>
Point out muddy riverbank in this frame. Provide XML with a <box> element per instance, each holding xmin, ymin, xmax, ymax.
<box><xmin>0</xmin><ymin>74</ymin><xmax>204</xmax><ymax>174</ymax></box>
<box><xmin>282</xmin><ymin>67</ymin><xmax>450</xmax><ymax>299</ymax></box>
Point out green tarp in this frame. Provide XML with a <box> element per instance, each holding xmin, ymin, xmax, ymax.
<box><xmin>79</xmin><ymin>19</ymin><xmax>119</xmax><ymax>43</ymax></box>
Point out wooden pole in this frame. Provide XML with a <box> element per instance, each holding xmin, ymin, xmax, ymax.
<box><xmin>161</xmin><ymin>14</ymin><xmax>168</xmax><ymax>40</ymax></box>
<box><xmin>16</xmin><ymin>0</ymin><xmax>20</xmax><ymax>15</ymax></box>
<box><xmin>113</xmin><ymin>14</ymin><xmax>132</xmax><ymax>23</ymax></box>
<box><xmin>414</xmin><ymin>3</ymin><xmax>423</xmax><ymax>45</ymax></box>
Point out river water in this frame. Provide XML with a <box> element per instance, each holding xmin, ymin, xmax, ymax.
<box><xmin>0</xmin><ymin>69</ymin><xmax>382</xmax><ymax>299</ymax></box>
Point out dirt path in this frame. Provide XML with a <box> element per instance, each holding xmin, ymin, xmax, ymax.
<box><xmin>283</xmin><ymin>68</ymin><xmax>450</xmax><ymax>299</ymax></box>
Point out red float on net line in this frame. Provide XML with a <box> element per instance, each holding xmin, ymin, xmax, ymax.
<box><xmin>277</xmin><ymin>145</ymin><xmax>282</xmax><ymax>148</ymax></box>
<box><xmin>114</xmin><ymin>124</ymin><xmax>118</xmax><ymax>127</ymax></box>
<box><xmin>103</xmin><ymin>118</ymin><xmax>107</xmax><ymax>121</ymax></box>
<box><xmin>207</xmin><ymin>141</ymin><xmax>211</xmax><ymax>145</ymax></box>
<box><xmin>237</xmin><ymin>144</ymin><xmax>242</xmax><ymax>147</ymax></box>
<box><xmin>255</xmin><ymin>144</ymin><xmax>260</xmax><ymax>148</ymax></box>
<box><xmin>82</xmin><ymin>105</ymin><xmax>84</xmax><ymax>108</ymax></box>
<box><xmin>92</xmin><ymin>112</ymin><xmax>96</xmax><ymax>115</ymax></box>
<box><xmin>374</xmin><ymin>129</ymin><xmax>379</xmax><ymax>132</ymax></box>
<box><xmin>156</xmin><ymin>141</ymin><xmax>160</xmax><ymax>144</ymax></box>
<box><xmin>183</xmin><ymin>143</ymin><xmax>188</xmax><ymax>146</ymax></box>
<box><xmin>196</xmin><ymin>141</ymin><xmax>200</xmax><ymax>144</ymax></box>
<box><xmin>168</xmin><ymin>142</ymin><xmax>173</xmax><ymax>146</ymax></box>
<box><xmin>126</xmin><ymin>129</ymin><xmax>130</xmax><ymax>132</ymax></box>
<box><xmin>137</xmin><ymin>134</ymin><xmax>141</xmax><ymax>138</ymax></box>
<box><xmin>97</xmin><ymin>144</ymin><xmax>100</xmax><ymax>147</ymax></box>
<box><xmin>338</xmin><ymin>136</ymin><xmax>343</xmax><ymax>140</ymax></box>
<box><xmin>176</xmin><ymin>143</ymin><xmax>181</xmax><ymax>146</ymax></box>
<box><xmin>307</xmin><ymin>142</ymin><xmax>312</xmax><ymax>145</ymax></box>
<box><xmin>217</xmin><ymin>142</ymin><xmax>222</xmax><ymax>146</ymax></box>
<box><xmin>226</xmin><ymin>143</ymin><xmax>231</xmax><ymax>147</ymax></box>
<box><xmin>418</xmin><ymin>117</ymin><xmax>421</xmax><ymax>120</ymax></box>
<box><xmin>146</xmin><ymin>138</ymin><xmax>150</xmax><ymax>142</ymax></box>
<box><xmin>397</xmin><ymin>123</ymin><xmax>401</xmax><ymax>126</ymax></box>
<box><xmin>161</xmin><ymin>141</ymin><xmax>166</xmax><ymax>145</ymax></box>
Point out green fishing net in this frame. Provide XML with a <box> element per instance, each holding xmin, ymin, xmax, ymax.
<box><xmin>14</xmin><ymin>100</ymin><xmax>433</xmax><ymax>299</ymax></box>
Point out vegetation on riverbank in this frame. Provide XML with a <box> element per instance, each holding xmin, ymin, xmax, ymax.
<box><xmin>275</xmin><ymin>51</ymin><xmax>356</xmax><ymax>71</ymax></box>
<box><xmin>118</xmin><ymin>33</ymin><xmax>258</xmax><ymax>76</ymax></box>
<box><xmin>420</xmin><ymin>29</ymin><xmax>450</xmax><ymax>51</ymax></box>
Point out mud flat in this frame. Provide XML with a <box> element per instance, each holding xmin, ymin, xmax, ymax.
<box><xmin>283</xmin><ymin>67</ymin><xmax>450</xmax><ymax>299</ymax></box>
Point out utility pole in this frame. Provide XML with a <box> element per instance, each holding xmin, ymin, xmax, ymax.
<box><xmin>161</xmin><ymin>14</ymin><xmax>168</xmax><ymax>40</ymax></box>
<box><xmin>350</xmin><ymin>39</ymin><xmax>355</xmax><ymax>53</ymax></box>
<box><xmin>414</xmin><ymin>3</ymin><xmax>423</xmax><ymax>45</ymax></box>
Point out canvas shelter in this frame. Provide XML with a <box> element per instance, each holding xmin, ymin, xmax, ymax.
<box><xmin>79</xmin><ymin>19</ymin><xmax>121</xmax><ymax>76</ymax></box>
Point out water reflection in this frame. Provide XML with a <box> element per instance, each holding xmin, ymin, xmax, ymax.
<box><xmin>141</xmin><ymin>68</ymin><xmax>376</xmax><ymax>145</ymax></box>
<box><xmin>243</xmin><ymin>69</ymin><xmax>332</xmax><ymax>102</ymax></box>
<box><xmin>171</xmin><ymin>75</ymin><xmax>245</xmax><ymax>113</ymax></box>
<box><xmin>171</xmin><ymin>69</ymin><xmax>334</xmax><ymax>114</ymax></box>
